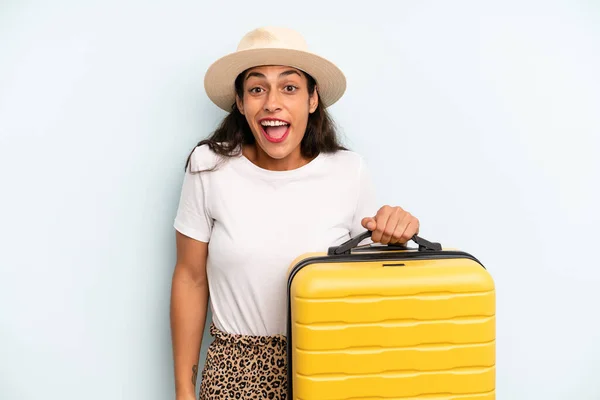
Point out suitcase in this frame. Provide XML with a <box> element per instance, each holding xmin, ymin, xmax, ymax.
<box><xmin>286</xmin><ymin>231</ymin><xmax>495</xmax><ymax>400</ymax></box>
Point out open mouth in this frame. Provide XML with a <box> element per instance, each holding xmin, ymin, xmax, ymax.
<box><xmin>260</xmin><ymin>119</ymin><xmax>290</xmax><ymax>143</ymax></box>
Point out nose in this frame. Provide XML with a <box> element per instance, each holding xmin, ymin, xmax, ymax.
<box><xmin>264</xmin><ymin>89</ymin><xmax>282</xmax><ymax>113</ymax></box>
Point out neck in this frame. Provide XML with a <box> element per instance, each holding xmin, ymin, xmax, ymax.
<box><xmin>243</xmin><ymin>144</ymin><xmax>309</xmax><ymax>171</ymax></box>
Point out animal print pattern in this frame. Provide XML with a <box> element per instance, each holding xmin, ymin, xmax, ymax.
<box><xmin>199</xmin><ymin>323</ymin><xmax>288</xmax><ymax>399</ymax></box>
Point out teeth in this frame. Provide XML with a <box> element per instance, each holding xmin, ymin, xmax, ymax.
<box><xmin>260</xmin><ymin>120</ymin><xmax>289</xmax><ymax>127</ymax></box>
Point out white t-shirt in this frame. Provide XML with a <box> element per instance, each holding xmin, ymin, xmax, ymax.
<box><xmin>173</xmin><ymin>144</ymin><xmax>378</xmax><ymax>336</ymax></box>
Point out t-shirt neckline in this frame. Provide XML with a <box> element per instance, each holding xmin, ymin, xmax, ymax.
<box><xmin>235</xmin><ymin>150</ymin><xmax>326</xmax><ymax>180</ymax></box>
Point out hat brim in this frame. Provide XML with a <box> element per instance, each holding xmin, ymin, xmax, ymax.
<box><xmin>204</xmin><ymin>48</ymin><xmax>346</xmax><ymax>112</ymax></box>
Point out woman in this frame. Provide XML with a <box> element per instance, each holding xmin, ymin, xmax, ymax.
<box><xmin>170</xmin><ymin>26</ymin><xmax>420</xmax><ymax>400</ymax></box>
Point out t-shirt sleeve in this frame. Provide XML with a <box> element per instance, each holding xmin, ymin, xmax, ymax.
<box><xmin>350</xmin><ymin>156</ymin><xmax>379</xmax><ymax>239</ymax></box>
<box><xmin>173</xmin><ymin>161</ymin><xmax>213</xmax><ymax>243</ymax></box>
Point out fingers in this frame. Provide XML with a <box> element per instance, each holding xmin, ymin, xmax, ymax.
<box><xmin>392</xmin><ymin>215</ymin><xmax>419</xmax><ymax>244</ymax></box>
<box><xmin>389</xmin><ymin>211</ymin><xmax>410</xmax><ymax>244</ymax></box>
<box><xmin>361</xmin><ymin>217</ymin><xmax>376</xmax><ymax>231</ymax></box>
<box><xmin>365</xmin><ymin>206</ymin><xmax>420</xmax><ymax>245</ymax></box>
<box><xmin>371</xmin><ymin>206</ymin><xmax>392</xmax><ymax>243</ymax></box>
<box><xmin>380</xmin><ymin>207</ymin><xmax>403</xmax><ymax>244</ymax></box>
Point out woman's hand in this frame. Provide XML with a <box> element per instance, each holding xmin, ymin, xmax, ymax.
<box><xmin>361</xmin><ymin>205</ymin><xmax>420</xmax><ymax>245</ymax></box>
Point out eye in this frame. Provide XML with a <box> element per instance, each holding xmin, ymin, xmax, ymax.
<box><xmin>284</xmin><ymin>85</ymin><xmax>298</xmax><ymax>92</ymax></box>
<box><xmin>249</xmin><ymin>87</ymin><xmax>264</xmax><ymax>94</ymax></box>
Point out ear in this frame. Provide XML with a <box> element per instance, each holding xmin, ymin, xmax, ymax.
<box><xmin>235</xmin><ymin>94</ymin><xmax>244</xmax><ymax>115</ymax></box>
<box><xmin>309</xmin><ymin>88</ymin><xmax>319</xmax><ymax>114</ymax></box>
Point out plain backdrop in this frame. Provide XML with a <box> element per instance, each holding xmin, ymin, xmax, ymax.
<box><xmin>1</xmin><ymin>0</ymin><xmax>599</xmax><ymax>399</ymax></box>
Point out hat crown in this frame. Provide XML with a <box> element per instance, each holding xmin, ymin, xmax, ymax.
<box><xmin>236</xmin><ymin>26</ymin><xmax>309</xmax><ymax>52</ymax></box>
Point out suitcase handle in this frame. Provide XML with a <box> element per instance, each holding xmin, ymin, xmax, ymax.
<box><xmin>328</xmin><ymin>230</ymin><xmax>442</xmax><ymax>255</ymax></box>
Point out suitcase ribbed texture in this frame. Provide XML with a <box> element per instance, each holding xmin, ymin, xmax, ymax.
<box><xmin>288</xmin><ymin>256</ymin><xmax>495</xmax><ymax>400</ymax></box>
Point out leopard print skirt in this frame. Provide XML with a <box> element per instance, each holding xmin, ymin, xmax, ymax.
<box><xmin>199</xmin><ymin>323</ymin><xmax>288</xmax><ymax>399</ymax></box>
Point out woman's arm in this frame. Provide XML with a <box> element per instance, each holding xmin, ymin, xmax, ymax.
<box><xmin>170</xmin><ymin>231</ymin><xmax>209</xmax><ymax>399</ymax></box>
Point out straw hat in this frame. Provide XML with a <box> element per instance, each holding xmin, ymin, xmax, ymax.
<box><xmin>204</xmin><ymin>26</ymin><xmax>347</xmax><ymax>112</ymax></box>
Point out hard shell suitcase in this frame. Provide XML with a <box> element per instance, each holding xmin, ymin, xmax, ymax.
<box><xmin>286</xmin><ymin>231</ymin><xmax>495</xmax><ymax>400</ymax></box>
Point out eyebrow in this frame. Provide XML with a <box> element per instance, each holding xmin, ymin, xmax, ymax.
<box><xmin>245</xmin><ymin>69</ymin><xmax>302</xmax><ymax>80</ymax></box>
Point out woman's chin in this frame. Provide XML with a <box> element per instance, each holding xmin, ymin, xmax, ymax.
<box><xmin>260</xmin><ymin>145</ymin><xmax>292</xmax><ymax>160</ymax></box>
<box><xmin>254</xmin><ymin>140</ymin><xmax>302</xmax><ymax>165</ymax></box>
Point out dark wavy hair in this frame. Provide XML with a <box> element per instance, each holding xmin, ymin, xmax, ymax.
<box><xmin>184</xmin><ymin>68</ymin><xmax>347</xmax><ymax>171</ymax></box>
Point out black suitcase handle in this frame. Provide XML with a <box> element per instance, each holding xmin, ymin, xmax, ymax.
<box><xmin>328</xmin><ymin>230</ymin><xmax>442</xmax><ymax>255</ymax></box>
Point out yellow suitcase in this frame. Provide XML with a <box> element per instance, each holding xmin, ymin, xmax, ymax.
<box><xmin>286</xmin><ymin>231</ymin><xmax>495</xmax><ymax>400</ymax></box>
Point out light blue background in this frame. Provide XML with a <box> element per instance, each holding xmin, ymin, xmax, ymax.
<box><xmin>1</xmin><ymin>1</ymin><xmax>599</xmax><ymax>399</ymax></box>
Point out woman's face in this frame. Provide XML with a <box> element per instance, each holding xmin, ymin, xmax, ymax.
<box><xmin>236</xmin><ymin>65</ymin><xmax>318</xmax><ymax>168</ymax></box>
